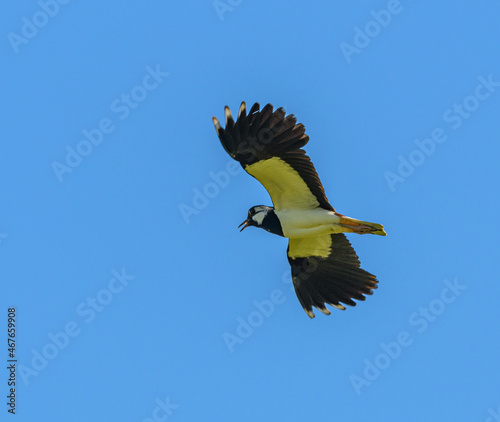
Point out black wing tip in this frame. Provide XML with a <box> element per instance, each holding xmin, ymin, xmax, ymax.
<box><xmin>212</xmin><ymin>116</ymin><xmax>221</xmax><ymax>132</ymax></box>
<box><xmin>238</xmin><ymin>101</ymin><xmax>247</xmax><ymax>119</ymax></box>
<box><xmin>303</xmin><ymin>301</ymin><xmax>348</xmax><ymax>318</ymax></box>
<box><xmin>213</xmin><ymin>102</ymin><xmax>291</xmax><ymax>131</ymax></box>
<box><xmin>213</xmin><ymin>102</ymin><xmax>315</xmax><ymax>172</ymax></box>
<box><xmin>289</xmin><ymin>234</ymin><xmax>380</xmax><ymax>318</ymax></box>
<box><xmin>249</xmin><ymin>102</ymin><xmax>261</xmax><ymax>115</ymax></box>
<box><xmin>296</xmin><ymin>274</ymin><xmax>378</xmax><ymax>318</ymax></box>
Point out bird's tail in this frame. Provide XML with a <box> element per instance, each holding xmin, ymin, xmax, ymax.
<box><xmin>337</xmin><ymin>215</ymin><xmax>387</xmax><ymax>236</ymax></box>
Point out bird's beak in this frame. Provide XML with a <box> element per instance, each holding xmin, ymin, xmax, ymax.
<box><xmin>238</xmin><ymin>219</ymin><xmax>251</xmax><ymax>232</ymax></box>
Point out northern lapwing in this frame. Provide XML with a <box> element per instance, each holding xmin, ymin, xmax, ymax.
<box><xmin>212</xmin><ymin>102</ymin><xmax>386</xmax><ymax>318</ymax></box>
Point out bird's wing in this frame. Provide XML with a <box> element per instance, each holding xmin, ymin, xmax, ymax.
<box><xmin>212</xmin><ymin>102</ymin><xmax>334</xmax><ymax>211</ymax></box>
<box><xmin>287</xmin><ymin>234</ymin><xmax>378</xmax><ymax>318</ymax></box>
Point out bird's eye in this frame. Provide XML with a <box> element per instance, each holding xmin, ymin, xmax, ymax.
<box><xmin>249</xmin><ymin>209</ymin><xmax>255</xmax><ymax>216</ymax></box>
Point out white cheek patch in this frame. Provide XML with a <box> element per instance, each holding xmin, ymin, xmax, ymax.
<box><xmin>252</xmin><ymin>211</ymin><xmax>266</xmax><ymax>225</ymax></box>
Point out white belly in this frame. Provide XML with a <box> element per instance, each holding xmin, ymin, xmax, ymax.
<box><xmin>275</xmin><ymin>208</ymin><xmax>343</xmax><ymax>238</ymax></box>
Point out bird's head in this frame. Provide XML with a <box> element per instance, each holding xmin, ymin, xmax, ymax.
<box><xmin>238</xmin><ymin>205</ymin><xmax>273</xmax><ymax>232</ymax></box>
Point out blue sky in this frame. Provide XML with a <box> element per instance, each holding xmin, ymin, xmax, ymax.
<box><xmin>2</xmin><ymin>1</ymin><xmax>500</xmax><ymax>421</ymax></box>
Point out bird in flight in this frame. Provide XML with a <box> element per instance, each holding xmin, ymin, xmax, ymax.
<box><xmin>212</xmin><ymin>102</ymin><xmax>386</xmax><ymax>318</ymax></box>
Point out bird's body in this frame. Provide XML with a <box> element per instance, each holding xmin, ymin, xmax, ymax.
<box><xmin>212</xmin><ymin>102</ymin><xmax>386</xmax><ymax>318</ymax></box>
<box><xmin>277</xmin><ymin>207</ymin><xmax>341</xmax><ymax>238</ymax></box>
<box><xmin>276</xmin><ymin>208</ymin><xmax>385</xmax><ymax>238</ymax></box>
